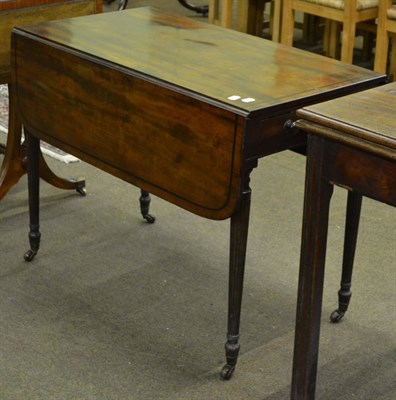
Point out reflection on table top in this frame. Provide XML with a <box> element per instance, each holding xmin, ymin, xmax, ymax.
<box><xmin>13</xmin><ymin>6</ymin><xmax>384</xmax><ymax>115</ymax></box>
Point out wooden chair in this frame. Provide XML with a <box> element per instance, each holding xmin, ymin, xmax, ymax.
<box><xmin>0</xmin><ymin>0</ymin><xmax>102</xmax><ymax>201</ymax></box>
<box><xmin>374</xmin><ymin>0</ymin><xmax>396</xmax><ymax>78</ymax></box>
<box><xmin>208</xmin><ymin>0</ymin><xmax>282</xmax><ymax>40</ymax></box>
<box><xmin>281</xmin><ymin>0</ymin><xmax>379</xmax><ymax>64</ymax></box>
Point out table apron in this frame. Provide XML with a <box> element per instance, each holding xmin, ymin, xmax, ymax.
<box><xmin>322</xmin><ymin>139</ymin><xmax>396</xmax><ymax>206</ymax></box>
<box><xmin>245</xmin><ymin>111</ymin><xmax>306</xmax><ymax>159</ymax></box>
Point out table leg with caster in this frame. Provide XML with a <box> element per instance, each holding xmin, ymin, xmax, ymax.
<box><xmin>330</xmin><ymin>191</ymin><xmax>362</xmax><ymax>323</ymax></box>
<box><xmin>24</xmin><ymin>130</ymin><xmax>41</xmax><ymax>262</ymax></box>
<box><xmin>221</xmin><ymin>161</ymin><xmax>255</xmax><ymax>380</ymax></box>
<box><xmin>139</xmin><ymin>190</ymin><xmax>155</xmax><ymax>223</ymax></box>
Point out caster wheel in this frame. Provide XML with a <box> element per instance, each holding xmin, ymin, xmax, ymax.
<box><xmin>143</xmin><ymin>214</ymin><xmax>155</xmax><ymax>224</ymax></box>
<box><xmin>24</xmin><ymin>249</ymin><xmax>37</xmax><ymax>262</ymax></box>
<box><xmin>76</xmin><ymin>186</ymin><xmax>86</xmax><ymax>196</ymax></box>
<box><xmin>220</xmin><ymin>364</ymin><xmax>235</xmax><ymax>380</ymax></box>
<box><xmin>330</xmin><ymin>309</ymin><xmax>345</xmax><ymax>323</ymax></box>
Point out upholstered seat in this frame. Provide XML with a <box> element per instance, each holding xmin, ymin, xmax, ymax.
<box><xmin>388</xmin><ymin>4</ymin><xmax>396</xmax><ymax>17</ymax></box>
<box><xmin>281</xmin><ymin>0</ymin><xmax>379</xmax><ymax>64</ymax></box>
<box><xmin>303</xmin><ymin>0</ymin><xmax>377</xmax><ymax>10</ymax></box>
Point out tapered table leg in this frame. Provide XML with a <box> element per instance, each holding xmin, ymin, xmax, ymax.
<box><xmin>291</xmin><ymin>135</ymin><xmax>334</xmax><ymax>399</ymax></box>
<box><xmin>221</xmin><ymin>161</ymin><xmax>256</xmax><ymax>380</ymax></box>
<box><xmin>330</xmin><ymin>191</ymin><xmax>363</xmax><ymax>322</ymax></box>
<box><xmin>24</xmin><ymin>130</ymin><xmax>41</xmax><ymax>262</ymax></box>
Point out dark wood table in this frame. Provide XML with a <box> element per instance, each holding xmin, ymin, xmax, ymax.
<box><xmin>0</xmin><ymin>0</ymin><xmax>102</xmax><ymax>202</ymax></box>
<box><xmin>11</xmin><ymin>7</ymin><xmax>386</xmax><ymax>383</ymax></box>
<box><xmin>292</xmin><ymin>82</ymin><xmax>396</xmax><ymax>399</ymax></box>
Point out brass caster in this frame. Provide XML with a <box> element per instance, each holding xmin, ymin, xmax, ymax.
<box><xmin>76</xmin><ymin>185</ymin><xmax>86</xmax><ymax>196</ymax></box>
<box><xmin>220</xmin><ymin>364</ymin><xmax>235</xmax><ymax>380</ymax></box>
<box><xmin>143</xmin><ymin>214</ymin><xmax>155</xmax><ymax>224</ymax></box>
<box><xmin>330</xmin><ymin>309</ymin><xmax>345</xmax><ymax>323</ymax></box>
<box><xmin>24</xmin><ymin>249</ymin><xmax>37</xmax><ymax>262</ymax></box>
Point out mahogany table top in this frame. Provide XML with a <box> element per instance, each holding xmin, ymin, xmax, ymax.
<box><xmin>297</xmin><ymin>82</ymin><xmax>396</xmax><ymax>149</ymax></box>
<box><xmin>12</xmin><ymin>7</ymin><xmax>385</xmax><ymax>116</ymax></box>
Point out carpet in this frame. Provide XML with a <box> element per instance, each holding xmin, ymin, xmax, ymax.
<box><xmin>0</xmin><ymin>84</ymin><xmax>79</xmax><ymax>163</ymax></box>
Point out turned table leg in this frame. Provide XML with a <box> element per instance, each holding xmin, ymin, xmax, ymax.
<box><xmin>330</xmin><ymin>191</ymin><xmax>363</xmax><ymax>323</ymax></box>
<box><xmin>24</xmin><ymin>130</ymin><xmax>41</xmax><ymax>262</ymax></box>
<box><xmin>221</xmin><ymin>161</ymin><xmax>256</xmax><ymax>380</ymax></box>
<box><xmin>139</xmin><ymin>190</ymin><xmax>155</xmax><ymax>223</ymax></box>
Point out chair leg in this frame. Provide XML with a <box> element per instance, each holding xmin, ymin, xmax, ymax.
<box><xmin>271</xmin><ymin>0</ymin><xmax>282</xmax><ymax>42</ymax></box>
<box><xmin>208</xmin><ymin>0</ymin><xmax>219</xmax><ymax>24</ymax></box>
<box><xmin>220</xmin><ymin>0</ymin><xmax>233</xmax><ymax>28</ymax></box>
<box><xmin>340</xmin><ymin>21</ymin><xmax>357</xmax><ymax>64</ymax></box>
<box><xmin>330</xmin><ymin>191</ymin><xmax>363</xmax><ymax>323</ymax></box>
<box><xmin>280</xmin><ymin>0</ymin><xmax>295</xmax><ymax>46</ymax></box>
<box><xmin>328</xmin><ymin>21</ymin><xmax>341</xmax><ymax>59</ymax></box>
<box><xmin>236</xmin><ymin>0</ymin><xmax>249</xmax><ymax>32</ymax></box>
<box><xmin>374</xmin><ymin>28</ymin><xmax>390</xmax><ymax>74</ymax></box>
<box><xmin>239</xmin><ymin>0</ymin><xmax>266</xmax><ymax>36</ymax></box>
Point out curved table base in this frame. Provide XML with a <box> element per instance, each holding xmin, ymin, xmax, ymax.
<box><xmin>0</xmin><ymin>83</ymin><xmax>86</xmax><ymax>201</ymax></box>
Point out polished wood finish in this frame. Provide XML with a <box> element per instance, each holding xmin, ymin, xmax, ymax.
<box><xmin>293</xmin><ymin>82</ymin><xmax>396</xmax><ymax>399</ymax></box>
<box><xmin>12</xmin><ymin>7</ymin><xmax>386</xmax><ymax>380</ymax></box>
<box><xmin>0</xmin><ymin>0</ymin><xmax>102</xmax><ymax>201</ymax></box>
